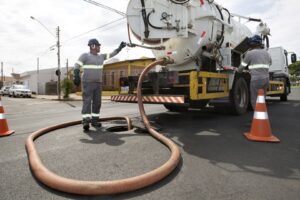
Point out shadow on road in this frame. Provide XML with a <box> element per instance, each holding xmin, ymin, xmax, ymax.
<box><xmin>150</xmin><ymin>99</ymin><xmax>300</xmax><ymax>181</ymax></box>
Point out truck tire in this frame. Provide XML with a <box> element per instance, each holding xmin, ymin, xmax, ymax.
<box><xmin>229</xmin><ymin>77</ymin><xmax>249</xmax><ymax>115</ymax></box>
<box><xmin>164</xmin><ymin>104</ymin><xmax>188</xmax><ymax>112</ymax></box>
<box><xmin>280</xmin><ymin>79</ymin><xmax>289</xmax><ymax>101</ymax></box>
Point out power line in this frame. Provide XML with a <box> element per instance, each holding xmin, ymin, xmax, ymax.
<box><xmin>43</xmin><ymin>18</ymin><xmax>126</xmax><ymax>55</ymax></box>
<box><xmin>3</xmin><ymin>17</ymin><xmax>127</xmax><ymax>67</ymax></box>
<box><xmin>82</xmin><ymin>0</ymin><xmax>126</xmax><ymax>17</ymax></box>
<box><xmin>29</xmin><ymin>18</ymin><xmax>126</xmax><ymax>56</ymax></box>
<box><xmin>62</xmin><ymin>17</ymin><xmax>126</xmax><ymax>45</ymax></box>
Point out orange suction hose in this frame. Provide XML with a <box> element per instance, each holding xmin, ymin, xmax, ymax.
<box><xmin>25</xmin><ymin>59</ymin><xmax>181</xmax><ymax>195</ymax></box>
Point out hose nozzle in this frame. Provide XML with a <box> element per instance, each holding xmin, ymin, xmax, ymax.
<box><xmin>162</xmin><ymin>57</ymin><xmax>175</xmax><ymax>65</ymax></box>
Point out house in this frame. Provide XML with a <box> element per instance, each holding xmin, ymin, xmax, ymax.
<box><xmin>103</xmin><ymin>57</ymin><xmax>155</xmax><ymax>91</ymax></box>
<box><xmin>15</xmin><ymin>57</ymin><xmax>156</xmax><ymax>94</ymax></box>
<box><xmin>18</xmin><ymin>67</ymin><xmax>69</xmax><ymax>95</ymax></box>
<box><xmin>0</xmin><ymin>76</ymin><xmax>15</xmax><ymax>87</ymax></box>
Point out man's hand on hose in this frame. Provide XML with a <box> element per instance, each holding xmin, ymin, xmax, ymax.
<box><xmin>117</xmin><ymin>41</ymin><xmax>127</xmax><ymax>51</ymax></box>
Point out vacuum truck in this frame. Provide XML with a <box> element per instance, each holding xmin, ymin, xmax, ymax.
<box><xmin>111</xmin><ymin>0</ymin><xmax>297</xmax><ymax>114</ymax></box>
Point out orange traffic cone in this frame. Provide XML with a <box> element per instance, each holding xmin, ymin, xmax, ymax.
<box><xmin>0</xmin><ymin>96</ymin><xmax>15</xmax><ymax>137</ymax></box>
<box><xmin>244</xmin><ymin>89</ymin><xmax>279</xmax><ymax>142</ymax></box>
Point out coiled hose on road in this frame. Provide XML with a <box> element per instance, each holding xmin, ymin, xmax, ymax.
<box><xmin>25</xmin><ymin>58</ymin><xmax>181</xmax><ymax>195</ymax></box>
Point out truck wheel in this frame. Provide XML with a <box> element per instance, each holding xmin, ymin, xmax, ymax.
<box><xmin>230</xmin><ymin>77</ymin><xmax>249</xmax><ymax>115</ymax></box>
<box><xmin>164</xmin><ymin>104</ymin><xmax>188</xmax><ymax>112</ymax></box>
<box><xmin>280</xmin><ymin>79</ymin><xmax>289</xmax><ymax>101</ymax></box>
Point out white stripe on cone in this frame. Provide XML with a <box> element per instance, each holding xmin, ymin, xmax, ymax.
<box><xmin>0</xmin><ymin>113</ymin><xmax>6</xmax><ymax>119</ymax></box>
<box><xmin>257</xmin><ymin>96</ymin><xmax>265</xmax><ymax>103</ymax></box>
<box><xmin>254</xmin><ymin>111</ymin><xmax>269</xmax><ymax>120</ymax></box>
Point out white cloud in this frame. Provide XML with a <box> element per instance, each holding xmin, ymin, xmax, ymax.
<box><xmin>0</xmin><ymin>0</ymin><xmax>153</xmax><ymax>76</ymax></box>
<box><xmin>1</xmin><ymin>0</ymin><xmax>300</xmax><ymax>76</ymax></box>
<box><xmin>217</xmin><ymin>0</ymin><xmax>300</xmax><ymax>57</ymax></box>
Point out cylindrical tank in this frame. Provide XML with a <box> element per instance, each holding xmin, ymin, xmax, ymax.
<box><xmin>127</xmin><ymin>0</ymin><xmax>252</xmax><ymax>70</ymax></box>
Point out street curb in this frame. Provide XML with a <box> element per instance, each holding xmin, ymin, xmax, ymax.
<box><xmin>31</xmin><ymin>96</ymin><xmax>111</xmax><ymax>102</ymax></box>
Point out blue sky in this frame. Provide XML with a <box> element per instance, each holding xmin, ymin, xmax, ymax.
<box><xmin>1</xmin><ymin>0</ymin><xmax>300</xmax><ymax>76</ymax></box>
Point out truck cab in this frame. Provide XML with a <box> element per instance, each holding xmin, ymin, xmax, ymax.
<box><xmin>268</xmin><ymin>47</ymin><xmax>294</xmax><ymax>101</ymax></box>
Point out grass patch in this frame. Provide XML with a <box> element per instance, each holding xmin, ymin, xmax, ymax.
<box><xmin>102</xmin><ymin>91</ymin><xmax>120</xmax><ymax>96</ymax></box>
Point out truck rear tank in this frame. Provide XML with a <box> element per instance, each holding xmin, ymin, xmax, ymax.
<box><xmin>111</xmin><ymin>0</ymin><xmax>296</xmax><ymax>115</ymax></box>
<box><xmin>127</xmin><ymin>0</ymin><xmax>252</xmax><ymax>71</ymax></box>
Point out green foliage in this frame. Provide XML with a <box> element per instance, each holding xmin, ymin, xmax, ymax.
<box><xmin>61</xmin><ymin>78</ymin><xmax>74</xmax><ymax>98</ymax></box>
<box><xmin>288</xmin><ymin>61</ymin><xmax>300</xmax><ymax>76</ymax></box>
<box><xmin>290</xmin><ymin>75</ymin><xmax>299</xmax><ymax>82</ymax></box>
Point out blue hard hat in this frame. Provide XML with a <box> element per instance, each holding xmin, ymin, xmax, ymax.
<box><xmin>88</xmin><ymin>38</ymin><xmax>100</xmax><ymax>46</ymax></box>
<box><xmin>249</xmin><ymin>35</ymin><xmax>262</xmax><ymax>45</ymax></box>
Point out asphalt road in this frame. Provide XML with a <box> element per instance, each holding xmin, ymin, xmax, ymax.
<box><xmin>0</xmin><ymin>89</ymin><xmax>300</xmax><ymax>200</ymax></box>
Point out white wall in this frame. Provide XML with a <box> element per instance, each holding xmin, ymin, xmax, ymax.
<box><xmin>20</xmin><ymin>67</ymin><xmax>70</xmax><ymax>95</ymax></box>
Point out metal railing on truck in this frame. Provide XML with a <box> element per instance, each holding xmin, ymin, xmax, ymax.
<box><xmin>111</xmin><ymin>71</ymin><xmax>285</xmax><ymax>104</ymax></box>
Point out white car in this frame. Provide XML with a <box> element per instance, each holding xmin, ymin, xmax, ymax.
<box><xmin>9</xmin><ymin>85</ymin><xmax>32</xmax><ymax>98</ymax></box>
<box><xmin>0</xmin><ymin>86</ymin><xmax>11</xmax><ymax>96</ymax></box>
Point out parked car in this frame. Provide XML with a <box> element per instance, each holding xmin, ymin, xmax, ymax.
<box><xmin>8</xmin><ymin>85</ymin><xmax>32</xmax><ymax>98</ymax></box>
<box><xmin>0</xmin><ymin>86</ymin><xmax>11</xmax><ymax>96</ymax></box>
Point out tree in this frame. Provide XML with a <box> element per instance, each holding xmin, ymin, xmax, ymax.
<box><xmin>61</xmin><ymin>78</ymin><xmax>74</xmax><ymax>99</ymax></box>
<box><xmin>289</xmin><ymin>61</ymin><xmax>300</xmax><ymax>76</ymax></box>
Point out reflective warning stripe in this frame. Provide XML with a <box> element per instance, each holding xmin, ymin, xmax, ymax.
<box><xmin>111</xmin><ymin>95</ymin><xmax>185</xmax><ymax>104</ymax></box>
<box><xmin>257</xmin><ymin>96</ymin><xmax>265</xmax><ymax>103</ymax></box>
<box><xmin>248</xmin><ymin>64</ymin><xmax>269</xmax><ymax>69</ymax></box>
<box><xmin>241</xmin><ymin>61</ymin><xmax>248</xmax><ymax>67</ymax></box>
<box><xmin>82</xmin><ymin>114</ymin><xmax>91</xmax><ymax>118</ymax></box>
<box><xmin>83</xmin><ymin>65</ymin><xmax>103</xmax><ymax>69</ymax></box>
<box><xmin>166</xmin><ymin>51</ymin><xmax>177</xmax><ymax>56</ymax></box>
<box><xmin>254</xmin><ymin>111</ymin><xmax>268</xmax><ymax>120</ymax></box>
<box><xmin>76</xmin><ymin>60</ymin><xmax>83</xmax><ymax>66</ymax></box>
<box><xmin>91</xmin><ymin>113</ymin><xmax>100</xmax><ymax>117</ymax></box>
<box><xmin>0</xmin><ymin>113</ymin><xmax>5</xmax><ymax>119</ymax></box>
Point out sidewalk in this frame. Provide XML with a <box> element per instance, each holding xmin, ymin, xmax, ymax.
<box><xmin>32</xmin><ymin>93</ymin><xmax>111</xmax><ymax>101</ymax></box>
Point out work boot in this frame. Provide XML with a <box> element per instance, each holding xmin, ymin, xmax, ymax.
<box><xmin>91</xmin><ymin>117</ymin><xmax>102</xmax><ymax>128</ymax></box>
<box><xmin>82</xmin><ymin>118</ymin><xmax>90</xmax><ymax>131</ymax></box>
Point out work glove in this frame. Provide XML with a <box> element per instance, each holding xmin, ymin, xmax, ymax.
<box><xmin>73</xmin><ymin>69</ymin><xmax>81</xmax><ymax>87</ymax></box>
<box><xmin>117</xmin><ymin>41</ymin><xmax>127</xmax><ymax>51</ymax></box>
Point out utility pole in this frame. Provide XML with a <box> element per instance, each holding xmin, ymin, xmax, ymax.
<box><xmin>56</xmin><ymin>26</ymin><xmax>61</xmax><ymax>100</ymax></box>
<box><xmin>66</xmin><ymin>59</ymin><xmax>69</xmax><ymax>80</ymax></box>
<box><xmin>1</xmin><ymin>62</ymin><xmax>3</xmax><ymax>83</ymax></box>
<box><xmin>30</xmin><ymin>16</ymin><xmax>61</xmax><ymax>99</ymax></box>
<box><xmin>37</xmin><ymin>58</ymin><xmax>39</xmax><ymax>95</ymax></box>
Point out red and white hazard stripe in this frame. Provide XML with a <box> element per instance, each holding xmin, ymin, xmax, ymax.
<box><xmin>197</xmin><ymin>31</ymin><xmax>206</xmax><ymax>45</ymax></box>
<box><xmin>111</xmin><ymin>95</ymin><xmax>185</xmax><ymax>104</ymax></box>
<box><xmin>166</xmin><ymin>51</ymin><xmax>178</xmax><ymax>56</ymax></box>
